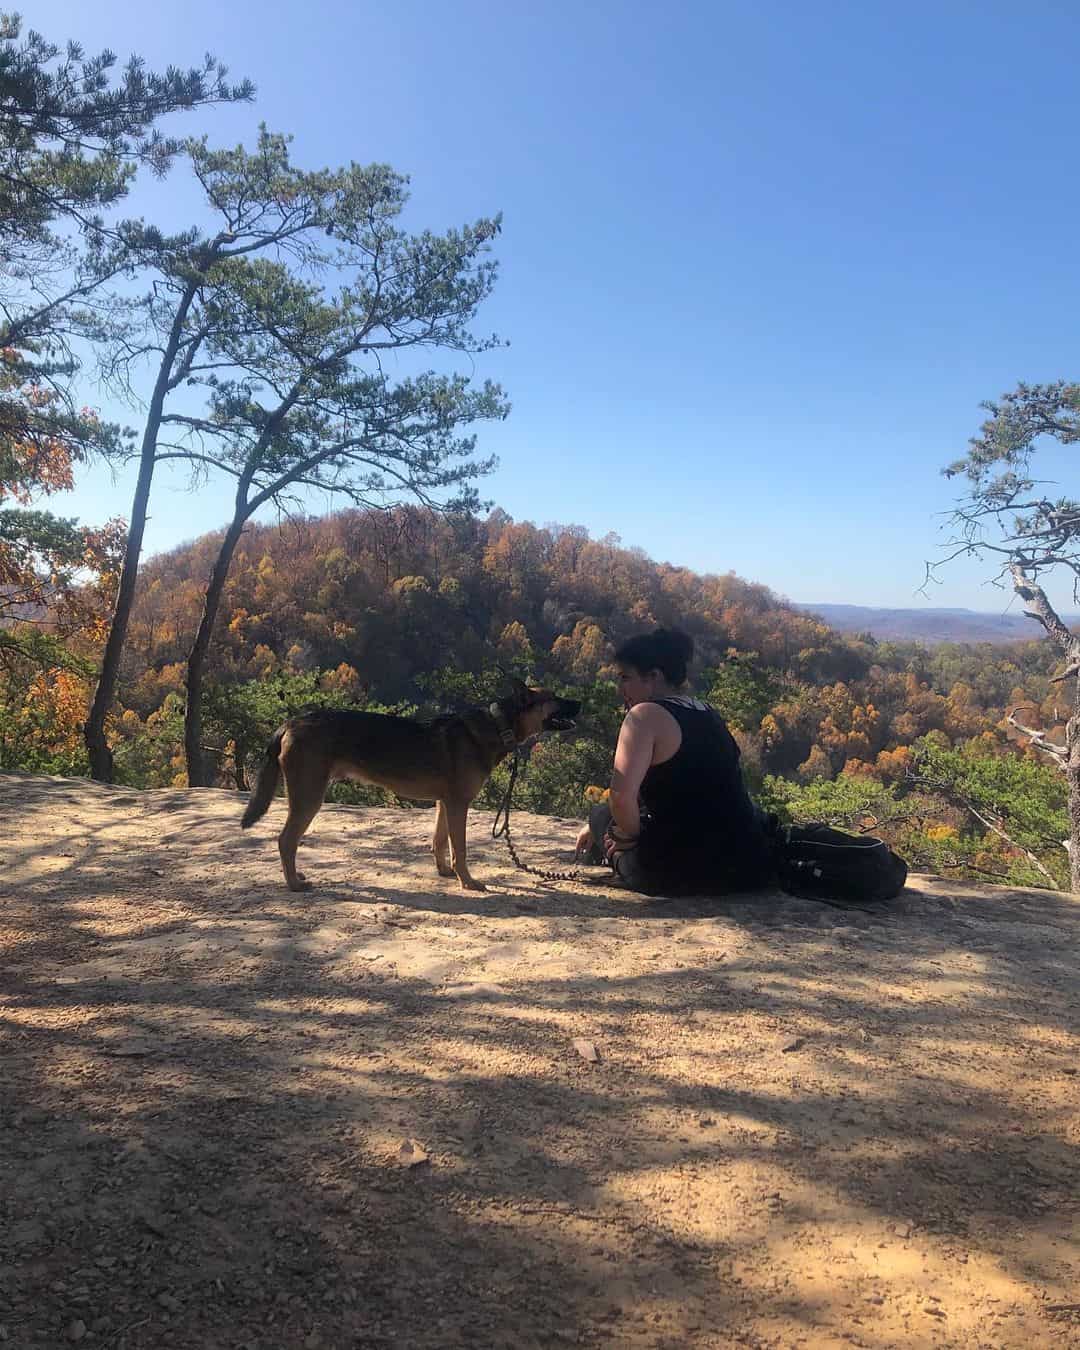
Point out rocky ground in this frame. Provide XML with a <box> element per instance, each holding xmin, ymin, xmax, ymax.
<box><xmin>1</xmin><ymin>772</ymin><xmax>1078</xmax><ymax>1348</ymax></box>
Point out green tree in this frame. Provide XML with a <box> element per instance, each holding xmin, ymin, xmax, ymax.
<box><xmin>938</xmin><ymin>381</ymin><xmax>1080</xmax><ymax>887</ymax></box>
<box><xmin>478</xmin><ymin>735</ymin><xmax>616</xmax><ymax>820</ymax></box>
<box><xmin>0</xmin><ymin>14</ymin><xmax>250</xmax><ymax>667</ymax></box>
<box><xmin>759</xmin><ymin>770</ymin><xmax>901</xmax><ymax>832</ymax></box>
<box><xmin>703</xmin><ymin>653</ymin><xmax>781</xmax><ymax>732</ymax></box>
<box><xmin>83</xmin><ymin>128</ymin><xmax>507</xmax><ymax>785</ymax></box>
<box><xmin>909</xmin><ymin>736</ymin><xmax>1068</xmax><ymax>889</ymax></box>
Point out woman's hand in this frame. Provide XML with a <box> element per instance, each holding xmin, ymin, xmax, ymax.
<box><xmin>603</xmin><ymin>823</ymin><xmax>639</xmax><ymax>862</ymax></box>
<box><xmin>574</xmin><ymin>825</ymin><xmax>592</xmax><ymax>860</ymax></box>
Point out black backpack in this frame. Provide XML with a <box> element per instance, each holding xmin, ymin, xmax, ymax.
<box><xmin>772</xmin><ymin>822</ymin><xmax>908</xmax><ymax>907</ymax></box>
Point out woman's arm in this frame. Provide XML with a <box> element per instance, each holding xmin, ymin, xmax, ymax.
<box><xmin>608</xmin><ymin>706</ymin><xmax>658</xmax><ymax>840</ymax></box>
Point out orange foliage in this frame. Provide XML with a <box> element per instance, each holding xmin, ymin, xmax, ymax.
<box><xmin>875</xmin><ymin>746</ymin><xmax>914</xmax><ymax>783</ymax></box>
<box><xmin>8</xmin><ymin>501</ymin><xmax>1049</xmax><ymax>789</ymax></box>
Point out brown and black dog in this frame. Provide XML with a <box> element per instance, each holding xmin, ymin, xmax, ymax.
<box><xmin>241</xmin><ymin>679</ymin><xmax>579</xmax><ymax>892</ymax></box>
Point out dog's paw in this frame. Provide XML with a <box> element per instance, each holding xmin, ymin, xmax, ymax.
<box><xmin>436</xmin><ymin>863</ymin><xmax>456</xmax><ymax>878</ymax></box>
<box><xmin>287</xmin><ymin>878</ymin><xmax>314</xmax><ymax>892</ymax></box>
<box><xmin>459</xmin><ymin>877</ymin><xmax>487</xmax><ymax>892</ymax></box>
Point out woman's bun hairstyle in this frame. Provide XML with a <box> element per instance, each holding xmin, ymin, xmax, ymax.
<box><xmin>613</xmin><ymin>628</ymin><xmax>693</xmax><ymax>686</ymax></box>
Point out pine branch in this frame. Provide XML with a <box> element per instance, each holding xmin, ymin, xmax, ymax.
<box><xmin>906</xmin><ymin>769</ymin><xmax>1061</xmax><ymax>888</ymax></box>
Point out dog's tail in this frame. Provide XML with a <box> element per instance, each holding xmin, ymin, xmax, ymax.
<box><xmin>241</xmin><ymin>727</ymin><xmax>286</xmax><ymax>829</ymax></box>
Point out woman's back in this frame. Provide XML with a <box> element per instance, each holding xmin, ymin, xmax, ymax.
<box><xmin>636</xmin><ymin>697</ymin><xmax>772</xmax><ymax>890</ymax></box>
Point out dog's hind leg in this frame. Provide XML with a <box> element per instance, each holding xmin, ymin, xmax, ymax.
<box><xmin>278</xmin><ymin>756</ymin><xmax>330</xmax><ymax>892</ymax></box>
<box><xmin>445</xmin><ymin>799</ymin><xmax>485</xmax><ymax>892</ymax></box>
<box><xmin>432</xmin><ymin>801</ymin><xmax>455</xmax><ymax>877</ymax></box>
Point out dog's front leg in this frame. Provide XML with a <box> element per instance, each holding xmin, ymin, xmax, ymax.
<box><xmin>432</xmin><ymin>801</ymin><xmax>455</xmax><ymax>877</ymax></box>
<box><xmin>445</xmin><ymin>800</ymin><xmax>485</xmax><ymax>891</ymax></box>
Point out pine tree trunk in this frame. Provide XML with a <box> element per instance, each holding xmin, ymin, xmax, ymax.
<box><xmin>1068</xmin><ymin>700</ymin><xmax>1080</xmax><ymax>894</ymax></box>
<box><xmin>84</xmin><ymin>447</ymin><xmax>157</xmax><ymax>781</ymax></box>
<box><xmin>84</xmin><ymin>280</ymin><xmax>200</xmax><ymax>781</ymax></box>
<box><xmin>184</xmin><ymin>517</ymin><xmax>247</xmax><ymax>787</ymax></box>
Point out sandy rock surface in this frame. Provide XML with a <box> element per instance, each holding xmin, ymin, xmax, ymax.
<box><xmin>1</xmin><ymin>771</ymin><xmax>1078</xmax><ymax>1348</ymax></box>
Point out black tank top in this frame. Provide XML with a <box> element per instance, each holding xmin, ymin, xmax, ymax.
<box><xmin>636</xmin><ymin>698</ymin><xmax>771</xmax><ymax>887</ymax></box>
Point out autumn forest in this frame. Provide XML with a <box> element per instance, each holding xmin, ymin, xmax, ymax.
<box><xmin>3</xmin><ymin>502</ymin><xmax>1072</xmax><ymax>889</ymax></box>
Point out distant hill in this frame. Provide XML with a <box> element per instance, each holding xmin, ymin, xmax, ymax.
<box><xmin>795</xmin><ymin>603</ymin><xmax>1080</xmax><ymax>645</ymax></box>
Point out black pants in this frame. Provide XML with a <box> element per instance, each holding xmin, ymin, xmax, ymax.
<box><xmin>586</xmin><ymin>802</ymin><xmax>776</xmax><ymax>897</ymax></box>
<box><xmin>586</xmin><ymin>803</ymin><xmax>656</xmax><ymax>892</ymax></box>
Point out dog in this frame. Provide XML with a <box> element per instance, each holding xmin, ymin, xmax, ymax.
<box><xmin>241</xmin><ymin>679</ymin><xmax>580</xmax><ymax>892</ymax></box>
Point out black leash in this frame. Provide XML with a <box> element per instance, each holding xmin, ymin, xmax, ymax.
<box><xmin>491</xmin><ymin>748</ymin><xmax>584</xmax><ymax>883</ymax></box>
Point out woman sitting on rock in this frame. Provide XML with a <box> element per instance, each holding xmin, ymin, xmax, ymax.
<box><xmin>576</xmin><ymin>628</ymin><xmax>775</xmax><ymax>896</ymax></box>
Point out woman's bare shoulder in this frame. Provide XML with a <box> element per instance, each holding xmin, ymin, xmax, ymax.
<box><xmin>626</xmin><ymin>701</ymin><xmax>681</xmax><ymax>728</ymax></box>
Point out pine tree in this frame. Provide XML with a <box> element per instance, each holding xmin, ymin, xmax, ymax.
<box><xmin>82</xmin><ymin>129</ymin><xmax>507</xmax><ymax>782</ymax></box>
<box><xmin>939</xmin><ymin>381</ymin><xmax>1080</xmax><ymax>888</ymax></box>
<box><xmin>0</xmin><ymin>13</ymin><xmax>251</xmax><ymax>669</ymax></box>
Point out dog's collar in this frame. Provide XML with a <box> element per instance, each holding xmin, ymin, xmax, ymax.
<box><xmin>488</xmin><ymin>702</ymin><xmax>518</xmax><ymax>749</ymax></box>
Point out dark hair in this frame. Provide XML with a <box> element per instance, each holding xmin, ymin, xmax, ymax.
<box><xmin>614</xmin><ymin>628</ymin><xmax>694</xmax><ymax>686</ymax></box>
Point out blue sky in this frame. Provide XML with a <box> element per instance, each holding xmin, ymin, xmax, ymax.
<box><xmin>35</xmin><ymin>0</ymin><xmax>1080</xmax><ymax>611</ymax></box>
